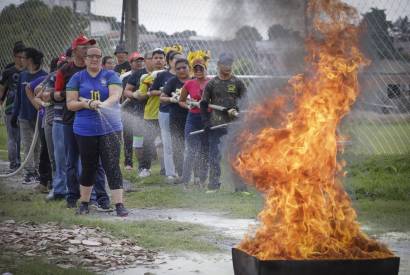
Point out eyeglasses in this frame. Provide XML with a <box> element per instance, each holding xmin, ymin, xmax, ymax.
<box><xmin>132</xmin><ymin>59</ymin><xmax>144</xmax><ymax>63</ymax></box>
<box><xmin>176</xmin><ymin>66</ymin><xmax>188</xmax><ymax>71</ymax></box>
<box><xmin>87</xmin><ymin>54</ymin><xmax>102</xmax><ymax>59</ymax></box>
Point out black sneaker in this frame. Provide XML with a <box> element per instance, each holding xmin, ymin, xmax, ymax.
<box><xmin>76</xmin><ymin>202</ymin><xmax>89</xmax><ymax>215</ymax></box>
<box><xmin>115</xmin><ymin>203</ymin><xmax>128</xmax><ymax>217</ymax></box>
<box><xmin>97</xmin><ymin>202</ymin><xmax>114</xmax><ymax>212</ymax></box>
<box><xmin>66</xmin><ymin>201</ymin><xmax>77</xmax><ymax>209</ymax></box>
<box><xmin>23</xmin><ymin>173</ymin><xmax>35</xmax><ymax>185</ymax></box>
<box><xmin>33</xmin><ymin>171</ymin><xmax>40</xmax><ymax>183</ymax></box>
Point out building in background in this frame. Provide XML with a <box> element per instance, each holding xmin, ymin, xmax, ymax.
<box><xmin>39</xmin><ymin>0</ymin><xmax>92</xmax><ymax>14</ymax></box>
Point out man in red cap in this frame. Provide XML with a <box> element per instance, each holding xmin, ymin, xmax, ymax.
<box><xmin>52</xmin><ymin>34</ymin><xmax>111</xmax><ymax>210</ymax></box>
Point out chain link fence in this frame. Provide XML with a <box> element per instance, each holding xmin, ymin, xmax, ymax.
<box><xmin>0</xmin><ymin>0</ymin><xmax>409</xmax><ymax>154</ymax></box>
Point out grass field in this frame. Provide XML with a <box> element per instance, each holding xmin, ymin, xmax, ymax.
<box><xmin>344</xmin><ymin>121</ymin><xmax>410</xmax><ymax>155</ymax></box>
<box><xmin>0</xmin><ymin>120</ymin><xmax>409</xmax><ymax>273</ymax></box>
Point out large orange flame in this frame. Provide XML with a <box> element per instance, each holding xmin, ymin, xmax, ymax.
<box><xmin>233</xmin><ymin>0</ymin><xmax>393</xmax><ymax>260</ymax></box>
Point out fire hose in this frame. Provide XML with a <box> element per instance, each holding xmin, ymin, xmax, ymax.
<box><xmin>119</xmin><ymin>93</ymin><xmax>240</xmax><ymax>136</ymax></box>
<box><xmin>0</xmin><ymin>113</ymin><xmax>40</xmax><ymax>178</ymax></box>
<box><xmin>189</xmin><ymin>123</ymin><xmax>232</xmax><ymax>136</ymax></box>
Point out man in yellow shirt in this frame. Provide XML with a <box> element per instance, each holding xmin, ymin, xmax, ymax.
<box><xmin>133</xmin><ymin>48</ymin><xmax>165</xmax><ymax>177</ymax></box>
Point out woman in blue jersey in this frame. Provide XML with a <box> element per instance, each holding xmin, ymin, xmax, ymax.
<box><xmin>66</xmin><ymin>46</ymin><xmax>128</xmax><ymax>217</ymax></box>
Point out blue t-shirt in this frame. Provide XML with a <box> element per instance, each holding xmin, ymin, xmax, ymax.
<box><xmin>150</xmin><ymin>70</ymin><xmax>175</xmax><ymax>113</ymax></box>
<box><xmin>12</xmin><ymin>69</ymin><xmax>47</xmax><ymax>121</ymax></box>
<box><xmin>28</xmin><ymin>75</ymin><xmax>47</xmax><ymax>127</ymax></box>
<box><xmin>66</xmin><ymin>69</ymin><xmax>123</xmax><ymax>136</ymax></box>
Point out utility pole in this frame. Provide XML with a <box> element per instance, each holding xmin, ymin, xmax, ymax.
<box><xmin>125</xmin><ymin>0</ymin><xmax>138</xmax><ymax>52</ymax></box>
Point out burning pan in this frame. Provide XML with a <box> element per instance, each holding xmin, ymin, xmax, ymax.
<box><xmin>232</xmin><ymin>248</ymin><xmax>400</xmax><ymax>275</ymax></box>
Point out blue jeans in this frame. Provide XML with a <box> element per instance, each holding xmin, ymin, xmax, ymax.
<box><xmin>52</xmin><ymin>122</ymin><xmax>67</xmax><ymax>196</ymax></box>
<box><xmin>181</xmin><ymin>113</ymin><xmax>208</xmax><ymax>183</ymax></box>
<box><xmin>208</xmin><ymin>127</ymin><xmax>227</xmax><ymax>189</ymax></box>
<box><xmin>63</xmin><ymin>124</ymin><xmax>109</xmax><ymax>205</ymax></box>
<box><xmin>4</xmin><ymin>114</ymin><xmax>21</xmax><ymax>169</ymax></box>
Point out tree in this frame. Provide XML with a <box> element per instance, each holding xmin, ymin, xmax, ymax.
<box><xmin>397</xmin><ymin>16</ymin><xmax>409</xmax><ymax>35</ymax></box>
<box><xmin>359</xmin><ymin>8</ymin><xmax>396</xmax><ymax>60</ymax></box>
<box><xmin>0</xmin><ymin>0</ymin><xmax>88</xmax><ymax>69</ymax></box>
<box><xmin>235</xmin><ymin>25</ymin><xmax>263</xmax><ymax>41</ymax></box>
<box><xmin>268</xmin><ymin>24</ymin><xmax>301</xmax><ymax>41</ymax></box>
<box><xmin>171</xmin><ymin>30</ymin><xmax>197</xmax><ymax>38</ymax></box>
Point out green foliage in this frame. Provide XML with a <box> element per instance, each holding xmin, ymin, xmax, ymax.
<box><xmin>235</xmin><ymin>25</ymin><xmax>263</xmax><ymax>41</ymax></box>
<box><xmin>0</xmin><ymin>0</ymin><xmax>89</xmax><ymax>68</ymax></box>
<box><xmin>360</xmin><ymin>7</ymin><xmax>397</xmax><ymax>60</ymax></box>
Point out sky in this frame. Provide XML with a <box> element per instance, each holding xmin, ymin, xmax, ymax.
<box><xmin>1</xmin><ymin>0</ymin><xmax>410</xmax><ymax>38</ymax></box>
<box><xmin>93</xmin><ymin>0</ymin><xmax>410</xmax><ymax>37</ymax></box>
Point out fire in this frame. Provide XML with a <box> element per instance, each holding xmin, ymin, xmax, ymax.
<box><xmin>232</xmin><ymin>0</ymin><xmax>394</xmax><ymax>260</ymax></box>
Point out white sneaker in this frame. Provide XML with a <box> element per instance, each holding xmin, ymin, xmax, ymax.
<box><xmin>165</xmin><ymin>176</ymin><xmax>175</xmax><ymax>184</ymax></box>
<box><xmin>46</xmin><ymin>191</ymin><xmax>54</xmax><ymax>200</ymax></box>
<box><xmin>138</xmin><ymin>169</ymin><xmax>151</xmax><ymax>178</ymax></box>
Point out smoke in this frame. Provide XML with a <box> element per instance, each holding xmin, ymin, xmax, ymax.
<box><xmin>210</xmin><ymin>0</ymin><xmax>306</xmax><ymax>39</ymax></box>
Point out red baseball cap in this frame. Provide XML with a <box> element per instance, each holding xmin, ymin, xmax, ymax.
<box><xmin>71</xmin><ymin>35</ymin><xmax>96</xmax><ymax>50</ymax></box>
<box><xmin>129</xmin><ymin>51</ymin><xmax>144</xmax><ymax>62</ymax></box>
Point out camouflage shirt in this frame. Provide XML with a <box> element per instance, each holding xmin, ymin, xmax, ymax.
<box><xmin>201</xmin><ymin>75</ymin><xmax>246</xmax><ymax>125</ymax></box>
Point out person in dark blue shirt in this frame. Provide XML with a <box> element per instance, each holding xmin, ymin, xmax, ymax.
<box><xmin>0</xmin><ymin>42</ymin><xmax>26</xmax><ymax>171</ymax></box>
<box><xmin>151</xmin><ymin>50</ymin><xmax>183</xmax><ymax>181</ymax></box>
<box><xmin>66</xmin><ymin>46</ymin><xmax>128</xmax><ymax>217</ymax></box>
<box><xmin>12</xmin><ymin>47</ymin><xmax>47</xmax><ymax>184</ymax></box>
<box><xmin>161</xmin><ymin>58</ymin><xmax>190</xmax><ymax>179</ymax></box>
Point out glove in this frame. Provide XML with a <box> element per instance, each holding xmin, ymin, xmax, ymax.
<box><xmin>187</xmin><ymin>100</ymin><xmax>196</xmax><ymax>109</ymax></box>
<box><xmin>10</xmin><ymin>115</ymin><xmax>18</xmax><ymax>128</ymax></box>
<box><xmin>227</xmin><ymin>108</ymin><xmax>239</xmax><ymax>118</ymax></box>
<box><xmin>41</xmin><ymin>102</ymin><xmax>51</xmax><ymax>107</ymax></box>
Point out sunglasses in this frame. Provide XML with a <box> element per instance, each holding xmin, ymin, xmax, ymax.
<box><xmin>176</xmin><ymin>66</ymin><xmax>188</xmax><ymax>71</ymax></box>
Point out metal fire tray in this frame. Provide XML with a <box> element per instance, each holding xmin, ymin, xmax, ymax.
<box><xmin>232</xmin><ymin>248</ymin><xmax>400</xmax><ymax>275</ymax></box>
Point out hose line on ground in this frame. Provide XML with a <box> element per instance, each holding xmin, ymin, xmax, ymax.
<box><xmin>0</xmin><ymin>113</ymin><xmax>40</xmax><ymax>178</ymax></box>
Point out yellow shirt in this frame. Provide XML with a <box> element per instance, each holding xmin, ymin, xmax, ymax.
<box><xmin>139</xmin><ymin>73</ymin><xmax>159</xmax><ymax>120</ymax></box>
